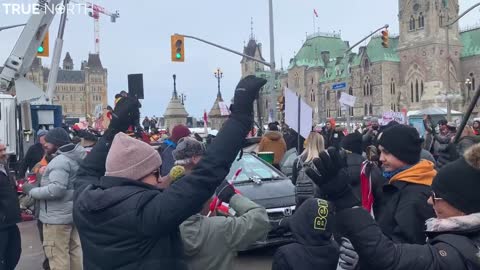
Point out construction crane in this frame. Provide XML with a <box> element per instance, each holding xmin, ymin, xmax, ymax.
<box><xmin>72</xmin><ymin>1</ymin><xmax>119</xmax><ymax>53</ymax></box>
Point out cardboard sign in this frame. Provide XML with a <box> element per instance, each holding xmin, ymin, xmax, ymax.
<box><xmin>339</xmin><ymin>93</ymin><xmax>356</xmax><ymax>107</ymax></box>
<box><xmin>380</xmin><ymin>111</ymin><xmax>406</xmax><ymax>125</ymax></box>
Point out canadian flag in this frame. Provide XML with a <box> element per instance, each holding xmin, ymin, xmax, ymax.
<box><xmin>313</xmin><ymin>9</ymin><xmax>319</xmax><ymax>18</ymax></box>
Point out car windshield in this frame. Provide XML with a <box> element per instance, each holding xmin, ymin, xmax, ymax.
<box><xmin>226</xmin><ymin>154</ymin><xmax>283</xmax><ymax>183</ymax></box>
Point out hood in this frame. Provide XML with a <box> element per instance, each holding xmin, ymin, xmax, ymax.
<box><xmin>180</xmin><ymin>215</ymin><xmax>204</xmax><ymax>256</ymax></box>
<box><xmin>426</xmin><ymin>213</ymin><xmax>480</xmax><ymax>233</ymax></box>
<box><xmin>287</xmin><ymin>198</ymin><xmax>334</xmax><ymax>246</ymax></box>
<box><xmin>264</xmin><ymin>131</ymin><xmax>283</xmax><ymax>141</ymax></box>
<box><xmin>234</xmin><ymin>179</ymin><xmax>295</xmax><ymax>209</ymax></box>
<box><xmin>77</xmin><ymin>176</ymin><xmax>157</xmax><ymax>212</ymax></box>
<box><xmin>58</xmin><ymin>143</ymin><xmax>86</xmax><ymax>163</ymax></box>
<box><xmin>389</xmin><ymin>159</ymin><xmax>436</xmax><ymax>186</ymax></box>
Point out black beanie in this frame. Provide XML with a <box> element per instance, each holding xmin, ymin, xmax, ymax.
<box><xmin>341</xmin><ymin>133</ymin><xmax>362</xmax><ymax>155</ymax></box>
<box><xmin>432</xmin><ymin>144</ymin><xmax>480</xmax><ymax>214</ymax></box>
<box><xmin>45</xmin><ymin>127</ymin><xmax>71</xmax><ymax>147</ymax></box>
<box><xmin>378</xmin><ymin>124</ymin><xmax>423</xmax><ymax>165</ymax></box>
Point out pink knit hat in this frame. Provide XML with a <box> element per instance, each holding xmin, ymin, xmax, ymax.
<box><xmin>105</xmin><ymin>132</ymin><xmax>162</xmax><ymax>181</ymax></box>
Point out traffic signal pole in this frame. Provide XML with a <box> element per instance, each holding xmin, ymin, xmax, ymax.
<box><xmin>46</xmin><ymin>0</ymin><xmax>70</xmax><ymax>103</ymax></box>
<box><xmin>268</xmin><ymin>0</ymin><xmax>277</xmax><ymax>122</ymax></box>
<box><xmin>342</xmin><ymin>24</ymin><xmax>389</xmax><ymax>132</ymax></box>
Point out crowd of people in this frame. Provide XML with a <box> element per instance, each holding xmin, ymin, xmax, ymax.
<box><xmin>1</xmin><ymin>74</ymin><xmax>480</xmax><ymax>270</ymax></box>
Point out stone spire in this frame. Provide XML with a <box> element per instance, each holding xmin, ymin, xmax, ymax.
<box><xmin>63</xmin><ymin>52</ymin><xmax>73</xmax><ymax>70</ymax></box>
<box><xmin>164</xmin><ymin>74</ymin><xmax>188</xmax><ymax>130</ymax></box>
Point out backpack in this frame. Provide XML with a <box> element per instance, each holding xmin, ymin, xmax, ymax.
<box><xmin>294</xmin><ymin>158</ymin><xmax>317</xmax><ymax>207</ymax></box>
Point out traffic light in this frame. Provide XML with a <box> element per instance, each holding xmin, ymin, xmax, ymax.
<box><xmin>381</xmin><ymin>29</ymin><xmax>389</xmax><ymax>48</ymax></box>
<box><xmin>171</xmin><ymin>35</ymin><xmax>184</xmax><ymax>62</ymax></box>
<box><xmin>37</xmin><ymin>31</ymin><xmax>49</xmax><ymax>57</ymax></box>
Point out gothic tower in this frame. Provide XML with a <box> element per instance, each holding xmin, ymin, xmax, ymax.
<box><xmin>397</xmin><ymin>0</ymin><xmax>462</xmax><ymax>110</ymax></box>
<box><xmin>240</xmin><ymin>18</ymin><xmax>266</xmax><ymax>78</ymax></box>
<box><xmin>63</xmin><ymin>52</ymin><xmax>74</xmax><ymax>70</ymax></box>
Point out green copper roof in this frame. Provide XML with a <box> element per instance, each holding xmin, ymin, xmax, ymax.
<box><xmin>460</xmin><ymin>27</ymin><xmax>480</xmax><ymax>58</ymax></box>
<box><xmin>288</xmin><ymin>34</ymin><xmax>348</xmax><ymax>70</ymax></box>
<box><xmin>366</xmin><ymin>36</ymin><xmax>400</xmax><ymax>63</ymax></box>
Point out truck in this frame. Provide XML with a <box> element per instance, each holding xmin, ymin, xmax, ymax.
<box><xmin>0</xmin><ymin>0</ymin><xmax>65</xmax><ymax>171</ymax></box>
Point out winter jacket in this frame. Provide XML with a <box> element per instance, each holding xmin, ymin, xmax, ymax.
<box><xmin>437</xmin><ymin>136</ymin><xmax>480</xmax><ymax>169</ymax></box>
<box><xmin>336</xmin><ymin>208</ymin><xmax>480</xmax><ymax>270</ymax></box>
<box><xmin>29</xmin><ymin>143</ymin><xmax>86</xmax><ymax>225</ymax></box>
<box><xmin>0</xmin><ymin>164</ymin><xmax>21</xmax><ymax>230</ymax></box>
<box><xmin>180</xmin><ymin>194</ymin><xmax>270</xmax><ymax>270</ymax></box>
<box><xmin>258</xmin><ymin>131</ymin><xmax>287</xmax><ymax>165</ymax></box>
<box><xmin>375</xmin><ymin>160</ymin><xmax>436</xmax><ymax>244</ymax></box>
<box><xmin>324</xmin><ymin>127</ymin><xmax>345</xmax><ymax>150</ymax></box>
<box><xmin>158</xmin><ymin>139</ymin><xmax>176</xmax><ymax>177</ymax></box>
<box><xmin>272</xmin><ymin>198</ymin><xmax>339</xmax><ymax>270</ymax></box>
<box><xmin>346</xmin><ymin>153</ymin><xmax>366</xmax><ymax>200</ymax></box>
<box><xmin>18</xmin><ymin>142</ymin><xmax>45</xmax><ymax>178</ymax></box>
<box><xmin>292</xmin><ymin>156</ymin><xmax>320</xmax><ymax>207</ymax></box>
<box><xmin>73</xmin><ymin>114</ymin><xmax>253</xmax><ymax>270</ymax></box>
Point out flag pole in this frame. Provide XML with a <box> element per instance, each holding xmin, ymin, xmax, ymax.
<box><xmin>313</xmin><ymin>11</ymin><xmax>316</xmax><ymax>33</ymax></box>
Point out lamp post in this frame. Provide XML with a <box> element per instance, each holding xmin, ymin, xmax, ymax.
<box><xmin>214</xmin><ymin>68</ymin><xmax>223</xmax><ymax>99</ymax></box>
<box><xmin>465</xmin><ymin>78</ymin><xmax>472</xmax><ymax>101</ymax></box>
<box><xmin>180</xmin><ymin>93</ymin><xmax>187</xmax><ymax>105</ymax></box>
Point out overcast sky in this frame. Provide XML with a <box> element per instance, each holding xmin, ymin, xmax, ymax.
<box><xmin>1</xmin><ymin>0</ymin><xmax>480</xmax><ymax>118</ymax></box>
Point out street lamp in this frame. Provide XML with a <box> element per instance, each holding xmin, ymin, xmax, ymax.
<box><xmin>465</xmin><ymin>78</ymin><xmax>472</xmax><ymax>101</ymax></box>
<box><xmin>214</xmin><ymin>68</ymin><xmax>223</xmax><ymax>99</ymax></box>
<box><xmin>180</xmin><ymin>93</ymin><xmax>187</xmax><ymax>105</ymax></box>
<box><xmin>0</xmin><ymin>24</ymin><xmax>26</xmax><ymax>32</ymax></box>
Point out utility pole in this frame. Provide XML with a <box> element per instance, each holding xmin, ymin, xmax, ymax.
<box><xmin>268</xmin><ymin>0</ymin><xmax>277</xmax><ymax>122</ymax></box>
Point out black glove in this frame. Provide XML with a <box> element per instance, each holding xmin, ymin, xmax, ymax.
<box><xmin>305</xmin><ymin>147</ymin><xmax>359</xmax><ymax>210</ymax></box>
<box><xmin>216</xmin><ymin>181</ymin><xmax>236</xmax><ymax>204</ymax></box>
<box><xmin>230</xmin><ymin>76</ymin><xmax>267</xmax><ymax>118</ymax></box>
<box><xmin>105</xmin><ymin>97</ymin><xmax>141</xmax><ymax>141</ymax></box>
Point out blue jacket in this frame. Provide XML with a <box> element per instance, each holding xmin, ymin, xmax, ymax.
<box><xmin>159</xmin><ymin>139</ymin><xmax>176</xmax><ymax>177</ymax></box>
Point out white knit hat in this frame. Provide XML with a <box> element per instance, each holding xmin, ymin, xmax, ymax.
<box><xmin>105</xmin><ymin>132</ymin><xmax>162</xmax><ymax>181</ymax></box>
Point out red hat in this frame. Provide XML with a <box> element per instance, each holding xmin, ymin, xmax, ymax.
<box><xmin>170</xmin><ymin>125</ymin><xmax>191</xmax><ymax>144</ymax></box>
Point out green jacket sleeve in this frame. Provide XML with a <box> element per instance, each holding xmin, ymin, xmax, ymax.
<box><xmin>220</xmin><ymin>194</ymin><xmax>271</xmax><ymax>251</ymax></box>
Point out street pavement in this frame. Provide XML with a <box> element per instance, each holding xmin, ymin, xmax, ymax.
<box><xmin>17</xmin><ymin>220</ymin><xmax>274</xmax><ymax>270</ymax></box>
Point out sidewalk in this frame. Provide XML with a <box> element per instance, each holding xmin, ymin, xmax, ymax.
<box><xmin>17</xmin><ymin>221</ymin><xmax>44</xmax><ymax>270</ymax></box>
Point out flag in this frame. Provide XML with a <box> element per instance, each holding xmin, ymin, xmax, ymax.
<box><xmin>203</xmin><ymin>110</ymin><xmax>208</xmax><ymax>125</ymax></box>
<box><xmin>313</xmin><ymin>9</ymin><xmax>318</xmax><ymax>18</ymax></box>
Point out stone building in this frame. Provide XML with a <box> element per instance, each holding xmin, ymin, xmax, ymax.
<box><xmin>27</xmin><ymin>53</ymin><xmax>108</xmax><ymax>118</ymax></box>
<box><xmin>208</xmin><ymin>88</ymin><xmax>228</xmax><ymax>131</ymax></box>
<box><xmin>250</xmin><ymin>0</ymin><xmax>480</xmax><ymax>126</ymax></box>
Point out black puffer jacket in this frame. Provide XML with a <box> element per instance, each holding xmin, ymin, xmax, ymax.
<box><xmin>337</xmin><ymin>208</ymin><xmax>480</xmax><ymax>270</ymax></box>
<box><xmin>74</xmin><ymin>114</ymin><xmax>253</xmax><ymax>270</ymax></box>
<box><xmin>0</xmin><ymin>165</ymin><xmax>21</xmax><ymax>230</ymax></box>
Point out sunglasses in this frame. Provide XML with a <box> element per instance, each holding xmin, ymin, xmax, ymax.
<box><xmin>431</xmin><ymin>191</ymin><xmax>442</xmax><ymax>206</ymax></box>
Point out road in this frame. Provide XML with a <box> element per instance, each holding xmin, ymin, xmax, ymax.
<box><xmin>17</xmin><ymin>220</ymin><xmax>275</xmax><ymax>270</ymax></box>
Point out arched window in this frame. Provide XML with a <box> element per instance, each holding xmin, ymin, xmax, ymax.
<box><xmin>349</xmin><ymin>87</ymin><xmax>353</xmax><ymax>96</ymax></box>
<box><xmin>364</xmin><ymin>104</ymin><xmax>368</xmax><ymax>115</ymax></box>
<box><xmin>411</xmin><ymin>82</ymin><xmax>414</xmax><ymax>103</ymax></box>
<box><xmin>294</xmin><ymin>73</ymin><xmax>300</xmax><ymax>88</ymax></box>
<box><xmin>364</xmin><ymin>59</ymin><xmax>370</xmax><ymax>72</ymax></box>
<box><xmin>310</xmin><ymin>89</ymin><xmax>315</xmax><ymax>102</ymax></box>
<box><xmin>326</xmin><ymin>90</ymin><xmax>330</xmax><ymax>101</ymax></box>
<box><xmin>369</xmin><ymin>104</ymin><xmax>373</xmax><ymax>115</ymax></box>
<box><xmin>368</xmin><ymin>80</ymin><xmax>372</xmax><ymax>96</ymax></box>
<box><xmin>421</xmin><ymin>81</ymin><xmax>424</xmax><ymax>97</ymax></box>
<box><xmin>363</xmin><ymin>84</ymin><xmax>366</xmax><ymax>96</ymax></box>
<box><xmin>418</xmin><ymin>13</ymin><xmax>425</xmax><ymax>29</ymax></box>
<box><xmin>415</xmin><ymin>79</ymin><xmax>420</xmax><ymax>102</ymax></box>
<box><xmin>337</xmin><ymin>91</ymin><xmax>341</xmax><ymax>101</ymax></box>
<box><xmin>391</xmin><ymin>79</ymin><xmax>396</xmax><ymax>95</ymax></box>
<box><xmin>410</xmin><ymin>16</ymin><xmax>416</xmax><ymax>31</ymax></box>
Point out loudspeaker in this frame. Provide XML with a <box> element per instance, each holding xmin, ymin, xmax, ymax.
<box><xmin>128</xmin><ymin>74</ymin><xmax>144</xmax><ymax>99</ymax></box>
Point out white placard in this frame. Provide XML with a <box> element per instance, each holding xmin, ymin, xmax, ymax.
<box><xmin>218</xmin><ymin>102</ymin><xmax>230</xmax><ymax>116</ymax></box>
<box><xmin>284</xmin><ymin>87</ymin><xmax>313</xmax><ymax>139</ymax></box>
<box><xmin>339</xmin><ymin>92</ymin><xmax>356</xmax><ymax>107</ymax></box>
<box><xmin>380</xmin><ymin>111</ymin><xmax>406</xmax><ymax>125</ymax></box>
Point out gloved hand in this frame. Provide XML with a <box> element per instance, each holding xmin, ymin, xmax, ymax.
<box><xmin>105</xmin><ymin>96</ymin><xmax>141</xmax><ymax>141</ymax></box>
<box><xmin>22</xmin><ymin>182</ymin><xmax>37</xmax><ymax>195</ymax></box>
<box><xmin>305</xmin><ymin>147</ymin><xmax>359</xmax><ymax>210</ymax></box>
<box><xmin>230</xmin><ymin>75</ymin><xmax>267</xmax><ymax>117</ymax></box>
<box><xmin>338</xmin><ymin>237</ymin><xmax>359</xmax><ymax>270</ymax></box>
<box><xmin>273</xmin><ymin>217</ymin><xmax>291</xmax><ymax>235</ymax></box>
<box><xmin>216</xmin><ymin>181</ymin><xmax>236</xmax><ymax>204</ymax></box>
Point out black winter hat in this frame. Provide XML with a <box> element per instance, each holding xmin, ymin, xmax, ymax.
<box><xmin>378</xmin><ymin>124</ymin><xmax>423</xmax><ymax>165</ymax></box>
<box><xmin>432</xmin><ymin>143</ymin><xmax>480</xmax><ymax>214</ymax></box>
<box><xmin>45</xmin><ymin>127</ymin><xmax>71</xmax><ymax>147</ymax></box>
<box><xmin>341</xmin><ymin>133</ymin><xmax>362</xmax><ymax>155</ymax></box>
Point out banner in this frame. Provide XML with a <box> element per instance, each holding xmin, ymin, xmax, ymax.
<box><xmin>284</xmin><ymin>87</ymin><xmax>313</xmax><ymax>139</ymax></box>
<box><xmin>380</xmin><ymin>111</ymin><xmax>406</xmax><ymax>125</ymax></box>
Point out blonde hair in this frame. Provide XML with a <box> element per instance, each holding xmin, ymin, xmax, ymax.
<box><xmin>462</xmin><ymin>125</ymin><xmax>475</xmax><ymax>138</ymax></box>
<box><xmin>300</xmin><ymin>132</ymin><xmax>325</xmax><ymax>163</ymax></box>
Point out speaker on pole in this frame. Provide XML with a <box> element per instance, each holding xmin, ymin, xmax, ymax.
<box><xmin>128</xmin><ymin>74</ymin><xmax>144</xmax><ymax>99</ymax></box>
